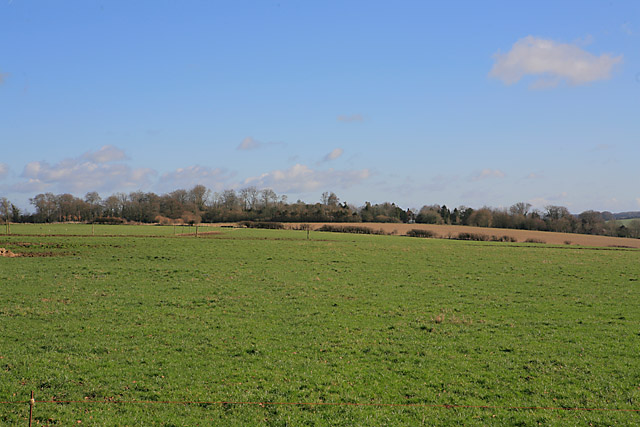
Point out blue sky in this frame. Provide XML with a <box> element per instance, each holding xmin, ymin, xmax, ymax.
<box><xmin>1</xmin><ymin>0</ymin><xmax>638</xmax><ymax>213</ymax></box>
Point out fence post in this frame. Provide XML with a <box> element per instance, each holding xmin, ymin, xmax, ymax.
<box><xmin>29</xmin><ymin>391</ymin><xmax>34</xmax><ymax>427</ymax></box>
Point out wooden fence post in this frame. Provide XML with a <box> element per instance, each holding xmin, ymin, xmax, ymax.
<box><xmin>29</xmin><ymin>391</ymin><xmax>34</xmax><ymax>427</ymax></box>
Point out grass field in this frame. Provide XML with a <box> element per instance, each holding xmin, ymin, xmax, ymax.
<box><xmin>614</xmin><ymin>218</ymin><xmax>640</xmax><ymax>227</ymax></box>
<box><xmin>1</xmin><ymin>225</ymin><xmax>640</xmax><ymax>425</ymax></box>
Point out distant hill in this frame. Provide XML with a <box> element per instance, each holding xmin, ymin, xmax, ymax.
<box><xmin>613</xmin><ymin>211</ymin><xmax>640</xmax><ymax>220</ymax></box>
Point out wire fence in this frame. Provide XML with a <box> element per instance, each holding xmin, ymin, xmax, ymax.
<box><xmin>3</xmin><ymin>392</ymin><xmax>640</xmax><ymax>426</ymax></box>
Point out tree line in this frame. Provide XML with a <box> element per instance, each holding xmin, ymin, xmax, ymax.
<box><xmin>1</xmin><ymin>186</ymin><xmax>639</xmax><ymax>239</ymax></box>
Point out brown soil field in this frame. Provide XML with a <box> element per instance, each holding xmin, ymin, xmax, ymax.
<box><xmin>206</xmin><ymin>222</ymin><xmax>640</xmax><ymax>249</ymax></box>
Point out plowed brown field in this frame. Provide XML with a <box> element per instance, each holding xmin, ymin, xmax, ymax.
<box><xmin>208</xmin><ymin>222</ymin><xmax>640</xmax><ymax>248</ymax></box>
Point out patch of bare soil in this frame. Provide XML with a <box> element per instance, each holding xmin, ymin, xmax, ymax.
<box><xmin>276</xmin><ymin>222</ymin><xmax>640</xmax><ymax>249</ymax></box>
<box><xmin>0</xmin><ymin>246</ymin><xmax>68</xmax><ymax>257</ymax></box>
<box><xmin>0</xmin><ymin>247</ymin><xmax>20</xmax><ymax>257</ymax></box>
<box><xmin>18</xmin><ymin>251</ymin><xmax>64</xmax><ymax>257</ymax></box>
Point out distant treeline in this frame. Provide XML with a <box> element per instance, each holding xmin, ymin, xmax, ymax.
<box><xmin>1</xmin><ymin>186</ymin><xmax>639</xmax><ymax>239</ymax></box>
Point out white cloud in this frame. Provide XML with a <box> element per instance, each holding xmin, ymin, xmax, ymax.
<box><xmin>11</xmin><ymin>179</ymin><xmax>49</xmax><ymax>194</ymax></box>
<box><xmin>529</xmin><ymin>192</ymin><xmax>570</xmax><ymax>209</ymax></box>
<box><xmin>0</xmin><ymin>163</ymin><xmax>8</xmax><ymax>179</ymax></box>
<box><xmin>237</xmin><ymin>137</ymin><xmax>261</xmax><ymax>150</ymax></box>
<box><xmin>490</xmin><ymin>36</ymin><xmax>623</xmax><ymax>87</ymax></box>
<box><xmin>237</xmin><ymin>137</ymin><xmax>285</xmax><ymax>151</ymax></box>
<box><xmin>337</xmin><ymin>114</ymin><xmax>363</xmax><ymax>123</ymax></box>
<box><xmin>323</xmin><ymin>148</ymin><xmax>344</xmax><ymax>161</ymax></box>
<box><xmin>244</xmin><ymin>164</ymin><xmax>370</xmax><ymax>193</ymax></box>
<box><xmin>82</xmin><ymin>145</ymin><xmax>126</xmax><ymax>163</ymax></box>
<box><xmin>158</xmin><ymin>165</ymin><xmax>234</xmax><ymax>192</ymax></box>
<box><xmin>17</xmin><ymin>148</ymin><xmax>155</xmax><ymax>194</ymax></box>
<box><xmin>471</xmin><ymin>169</ymin><xmax>505</xmax><ymax>181</ymax></box>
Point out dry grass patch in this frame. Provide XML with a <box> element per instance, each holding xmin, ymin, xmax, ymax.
<box><xmin>0</xmin><ymin>247</ymin><xmax>19</xmax><ymax>257</ymax></box>
<box><xmin>431</xmin><ymin>308</ymin><xmax>474</xmax><ymax>326</ymax></box>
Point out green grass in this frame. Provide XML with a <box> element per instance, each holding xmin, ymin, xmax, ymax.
<box><xmin>3</xmin><ymin>223</ymin><xmax>199</xmax><ymax>237</ymax></box>
<box><xmin>614</xmin><ymin>218</ymin><xmax>640</xmax><ymax>227</ymax></box>
<box><xmin>1</xmin><ymin>225</ymin><xmax>640</xmax><ymax>425</ymax></box>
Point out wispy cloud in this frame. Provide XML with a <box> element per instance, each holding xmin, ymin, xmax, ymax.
<box><xmin>323</xmin><ymin>148</ymin><xmax>344</xmax><ymax>162</ymax></box>
<box><xmin>529</xmin><ymin>192</ymin><xmax>570</xmax><ymax>209</ymax></box>
<box><xmin>471</xmin><ymin>169</ymin><xmax>505</xmax><ymax>181</ymax></box>
<box><xmin>82</xmin><ymin>145</ymin><xmax>126</xmax><ymax>163</ymax></box>
<box><xmin>525</xmin><ymin>172</ymin><xmax>541</xmax><ymax>180</ymax></box>
<box><xmin>16</xmin><ymin>147</ymin><xmax>155</xmax><ymax>194</ymax></box>
<box><xmin>158</xmin><ymin>165</ymin><xmax>235</xmax><ymax>192</ymax></box>
<box><xmin>244</xmin><ymin>164</ymin><xmax>370</xmax><ymax>193</ymax></box>
<box><xmin>237</xmin><ymin>137</ymin><xmax>285</xmax><ymax>151</ymax></box>
<box><xmin>593</xmin><ymin>144</ymin><xmax>613</xmax><ymax>151</ymax></box>
<box><xmin>0</xmin><ymin>163</ymin><xmax>8</xmax><ymax>179</ymax></box>
<box><xmin>237</xmin><ymin>137</ymin><xmax>261</xmax><ymax>150</ymax></box>
<box><xmin>490</xmin><ymin>36</ymin><xmax>623</xmax><ymax>88</ymax></box>
<box><xmin>0</xmin><ymin>71</ymin><xmax>8</xmax><ymax>85</ymax></box>
<box><xmin>337</xmin><ymin>114</ymin><xmax>363</xmax><ymax>123</ymax></box>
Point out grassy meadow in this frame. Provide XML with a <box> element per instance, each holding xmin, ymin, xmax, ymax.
<box><xmin>1</xmin><ymin>224</ymin><xmax>640</xmax><ymax>425</ymax></box>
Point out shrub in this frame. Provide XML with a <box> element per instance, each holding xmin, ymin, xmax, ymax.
<box><xmin>490</xmin><ymin>235</ymin><xmax>517</xmax><ymax>242</ymax></box>
<box><xmin>239</xmin><ymin>221</ymin><xmax>284</xmax><ymax>230</ymax></box>
<box><xmin>406</xmin><ymin>229</ymin><xmax>435</xmax><ymax>238</ymax></box>
<box><xmin>154</xmin><ymin>215</ymin><xmax>174</xmax><ymax>225</ymax></box>
<box><xmin>92</xmin><ymin>217</ymin><xmax>124</xmax><ymax>225</ymax></box>
<box><xmin>524</xmin><ymin>238</ymin><xmax>545</xmax><ymax>244</ymax></box>
<box><xmin>456</xmin><ymin>232</ymin><xmax>489</xmax><ymax>241</ymax></box>
<box><xmin>317</xmin><ymin>225</ymin><xmax>386</xmax><ymax>235</ymax></box>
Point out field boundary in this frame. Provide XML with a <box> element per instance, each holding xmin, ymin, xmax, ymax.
<box><xmin>278</xmin><ymin>222</ymin><xmax>640</xmax><ymax>249</ymax></box>
<box><xmin>4</xmin><ymin>392</ymin><xmax>640</xmax><ymax>425</ymax></box>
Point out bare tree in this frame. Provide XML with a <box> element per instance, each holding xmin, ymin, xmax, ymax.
<box><xmin>85</xmin><ymin>191</ymin><xmax>102</xmax><ymax>220</ymax></box>
<box><xmin>261</xmin><ymin>188</ymin><xmax>277</xmax><ymax>208</ymax></box>
<box><xmin>0</xmin><ymin>197</ymin><xmax>10</xmax><ymax>233</ymax></box>
<box><xmin>509</xmin><ymin>202</ymin><xmax>532</xmax><ymax>217</ymax></box>
<box><xmin>103</xmin><ymin>195</ymin><xmax>121</xmax><ymax>217</ymax></box>
<box><xmin>238</xmin><ymin>187</ymin><xmax>256</xmax><ymax>211</ymax></box>
<box><xmin>579</xmin><ymin>210</ymin><xmax>605</xmax><ymax>235</ymax></box>
<box><xmin>629</xmin><ymin>219</ymin><xmax>640</xmax><ymax>239</ymax></box>
<box><xmin>30</xmin><ymin>193</ymin><xmax>57</xmax><ymax>222</ymax></box>
<box><xmin>544</xmin><ymin>205</ymin><xmax>570</xmax><ymax>221</ymax></box>
<box><xmin>221</xmin><ymin>189</ymin><xmax>238</xmax><ymax>210</ymax></box>
<box><xmin>188</xmin><ymin>185</ymin><xmax>210</xmax><ymax>213</ymax></box>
